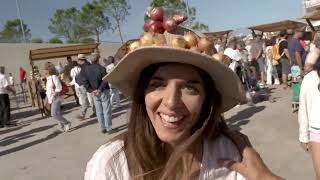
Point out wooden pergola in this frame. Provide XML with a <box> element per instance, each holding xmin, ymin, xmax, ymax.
<box><xmin>249</xmin><ymin>20</ymin><xmax>306</xmax><ymax>33</ymax></box>
<box><xmin>28</xmin><ymin>43</ymin><xmax>99</xmax><ymax>117</ymax></box>
<box><xmin>203</xmin><ymin>30</ymin><xmax>232</xmax><ymax>39</ymax></box>
<box><xmin>302</xmin><ymin>8</ymin><xmax>320</xmax><ymax>32</ymax></box>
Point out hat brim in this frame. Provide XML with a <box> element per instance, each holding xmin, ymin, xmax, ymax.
<box><xmin>103</xmin><ymin>47</ymin><xmax>246</xmax><ymax>113</ymax></box>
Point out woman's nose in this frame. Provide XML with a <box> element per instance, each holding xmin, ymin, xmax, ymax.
<box><xmin>162</xmin><ymin>83</ymin><xmax>182</xmax><ymax>109</ymax></box>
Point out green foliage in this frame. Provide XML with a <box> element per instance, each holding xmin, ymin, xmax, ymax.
<box><xmin>80</xmin><ymin>1</ymin><xmax>110</xmax><ymax>42</ymax></box>
<box><xmin>192</xmin><ymin>22</ymin><xmax>209</xmax><ymax>32</ymax></box>
<box><xmin>48</xmin><ymin>7</ymin><xmax>88</xmax><ymax>41</ymax></box>
<box><xmin>66</xmin><ymin>39</ymin><xmax>80</xmax><ymax>44</ymax></box>
<box><xmin>31</xmin><ymin>38</ymin><xmax>43</xmax><ymax>43</ymax></box>
<box><xmin>48</xmin><ymin>37</ymin><xmax>63</xmax><ymax>44</ymax></box>
<box><xmin>79</xmin><ymin>37</ymin><xmax>96</xmax><ymax>43</ymax></box>
<box><xmin>0</xmin><ymin>19</ymin><xmax>31</xmax><ymax>43</ymax></box>
<box><xmin>99</xmin><ymin>0</ymin><xmax>131</xmax><ymax>42</ymax></box>
<box><xmin>149</xmin><ymin>0</ymin><xmax>208</xmax><ymax>32</ymax></box>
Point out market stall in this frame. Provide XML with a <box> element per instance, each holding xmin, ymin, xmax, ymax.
<box><xmin>249</xmin><ymin>20</ymin><xmax>306</xmax><ymax>33</ymax></box>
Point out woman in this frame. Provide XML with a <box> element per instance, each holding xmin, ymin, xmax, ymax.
<box><xmin>265</xmin><ymin>39</ymin><xmax>280</xmax><ymax>85</ymax></box>
<box><xmin>85</xmin><ymin>31</ymin><xmax>281</xmax><ymax>179</ymax></box>
<box><xmin>299</xmin><ymin>59</ymin><xmax>320</xmax><ymax>179</ymax></box>
<box><xmin>45</xmin><ymin>65</ymin><xmax>71</xmax><ymax>132</ymax></box>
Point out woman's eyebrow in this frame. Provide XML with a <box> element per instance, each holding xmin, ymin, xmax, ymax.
<box><xmin>187</xmin><ymin>80</ymin><xmax>201</xmax><ymax>84</ymax></box>
<box><xmin>150</xmin><ymin>76</ymin><xmax>164</xmax><ymax>81</ymax></box>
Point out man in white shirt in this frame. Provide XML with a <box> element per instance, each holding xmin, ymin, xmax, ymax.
<box><xmin>0</xmin><ymin>67</ymin><xmax>16</xmax><ymax>128</ymax></box>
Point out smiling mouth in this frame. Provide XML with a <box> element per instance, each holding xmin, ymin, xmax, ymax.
<box><xmin>158</xmin><ymin>112</ymin><xmax>185</xmax><ymax>129</ymax></box>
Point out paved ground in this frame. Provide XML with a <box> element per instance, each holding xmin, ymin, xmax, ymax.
<box><xmin>0</xmin><ymin>86</ymin><xmax>314</xmax><ymax>180</ymax></box>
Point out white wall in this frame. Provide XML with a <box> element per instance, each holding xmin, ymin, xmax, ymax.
<box><xmin>0</xmin><ymin>43</ymin><xmax>121</xmax><ymax>82</ymax></box>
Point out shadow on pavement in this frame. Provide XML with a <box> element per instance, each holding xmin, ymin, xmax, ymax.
<box><xmin>11</xmin><ymin>108</ymin><xmax>41</xmax><ymax>121</ymax></box>
<box><xmin>0</xmin><ymin>124</ymin><xmax>56</xmax><ymax>147</ymax></box>
<box><xmin>0</xmin><ymin>130</ymin><xmax>61</xmax><ymax>157</ymax></box>
<box><xmin>0</xmin><ymin>124</ymin><xmax>31</xmax><ymax>136</ymax></box>
<box><xmin>226</xmin><ymin>105</ymin><xmax>266</xmax><ymax>131</ymax></box>
<box><xmin>69</xmin><ymin>119</ymin><xmax>98</xmax><ymax>132</ymax></box>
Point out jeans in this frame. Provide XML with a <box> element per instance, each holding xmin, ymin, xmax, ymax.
<box><xmin>93</xmin><ymin>90</ymin><xmax>112</xmax><ymax>130</ymax></box>
<box><xmin>51</xmin><ymin>97</ymin><xmax>70</xmax><ymax>128</ymax></box>
<box><xmin>0</xmin><ymin>94</ymin><xmax>10</xmax><ymax>125</ymax></box>
<box><xmin>266</xmin><ymin>63</ymin><xmax>280</xmax><ymax>85</ymax></box>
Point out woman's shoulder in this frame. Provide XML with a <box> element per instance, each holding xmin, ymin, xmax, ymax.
<box><xmin>84</xmin><ymin>140</ymin><xmax>129</xmax><ymax>180</ymax></box>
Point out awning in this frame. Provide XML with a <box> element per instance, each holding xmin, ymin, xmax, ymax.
<box><xmin>203</xmin><ymin>30</ymin><xmax>232</xmax><ymax>38</ymax></box>
<box><xmin>303</xmin><ymin>9</ymin><xmax>320</xmax><ymax>20</ymax></box>
<box><xmin>249</xmin><ymin>20</ymin><xmax>306</xmax><ymax>32</ymax></box>
<box><xmin>29</xmin><ymin>43</ymin><xmax>99</xmax><ymax>61</ymax></box>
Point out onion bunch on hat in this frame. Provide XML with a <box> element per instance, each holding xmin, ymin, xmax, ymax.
<box><xmin>103</xmin><ymin>8</ymin><xmax>246</xmax><ymax>113</ymax></box>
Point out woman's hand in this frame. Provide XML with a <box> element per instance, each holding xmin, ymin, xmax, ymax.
<box><xmin>220</xmin><ymin>131</ymin><xmax>283</xmax><ymax>180</ymax></box>
<box><xmin>301</xmin><ymin>142</ymin><xmax>309</xmax><ymax>153</ymax></box>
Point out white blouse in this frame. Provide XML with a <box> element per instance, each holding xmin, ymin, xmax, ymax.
<box><xmin>84</xmin><ymin>135</ymin><xmax>246</xmax><ymax>180</ymax></box>
<box><xmin>46</xmin><ymin>75</ymin><xmax>62</xmax><ymax>104</ymax></box>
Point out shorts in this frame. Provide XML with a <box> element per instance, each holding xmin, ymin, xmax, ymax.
<box><xmin>257</xmin><ymin>57</ymin><xmax>266</xmax><ymax>73</ymax></box>
<box><xmin>310</xmin><ymin>131</ymin><xmax>320</xmax><ymax>143</ymax></box>
<box><xmin>280</xmin><ymin>58</ymin><xmax>290</xmax><ymax>75</ymax></box>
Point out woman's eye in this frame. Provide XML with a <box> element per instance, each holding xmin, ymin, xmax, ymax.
<box><xmin>182</xmin><ymin>85</ymin><xmax>198</xmax><ymax>94</ymax></box>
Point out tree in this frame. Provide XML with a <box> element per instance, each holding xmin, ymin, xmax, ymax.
<box><xmin>80</xmin><ymin>1</ymin><xmax>110</xmax><ymax>42</ymax></box>
<box><xmin>31</xmin><ymin>38</ymin><xmax>43</xmax><ymax>43</ymax></box>
<box><xmin>49</xmin><ymin>37</ymin><xmax>63</xmax><ymax>44</ymax></box>
<box><xmin>0</xmin><ymin>19</ymin><xmax>31</xmax><ymax>43</ymax></box>
<box><xmin>48</xmin><ymin>7</ymin><xmax>88</xmax><ymax>42</ymax></box>
<box><xmin>99</xmin><ymin>0</ymin><xmax>130</xmax><ymax>43</ymax></box>
<box><xmin>80</xmin><ymin>37</ymin><xmax>96</xmax><ymax>43</ymax></box>
<box><xmin>149</xmin><ymin>0</ymin><xmax>209</xmax><ymax>32</ymax></box>
<box><xmin>192</xmin><ymin>22</ymin><xmax>209</xmax><ymax>32</ymax></box>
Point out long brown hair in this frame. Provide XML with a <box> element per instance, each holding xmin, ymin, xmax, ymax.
<box><xmin>120</xmin><ymin>63</ymin><xmax>228</xmax><ymax>179</ymax></box>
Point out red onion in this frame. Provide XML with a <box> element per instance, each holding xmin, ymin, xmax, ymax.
<box><xmin>150</xmin><ymin>7</ymin><xmax>164</xmax><ymax>21</ymax></box>
<box><xmin>163</xmin><ymin>18</ymin><xmax>177</xmax><ymax>32</ymax></box>
<box><xmin>149</xmin><ymin>21</ymin><xmax>165</xmax><ymax>34</ymax></box>
<box><xmin>144</xmin><ymin>20</ymin><xmax>155</xmax><ymax>32</ymax></box>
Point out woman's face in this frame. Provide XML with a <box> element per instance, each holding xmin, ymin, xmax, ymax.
<box><xmin>144</xmin><ymin>64</ymin><xmax>206</xmax><ymax>146</ymax></box>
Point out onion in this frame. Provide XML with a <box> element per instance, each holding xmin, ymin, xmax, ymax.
<box><xmin>198</xmin><ymin>38</ymin><xmax>212</xmax><ymax>52</ymax></box>
<box><xmin>183</xmin><ymin>32</ymin><xmax>198</xmax><ymax>48</ymax></box>
<box><xmin>129</xmin><ymin>41</ymin><xmax>140</xmax><ymax>51</ymax></box>
<box><xmin>144</xmin><ymin>20</ymin><xmax>155</xmax><ymax>32</ymax></box>
<box><xmin>163</xmin><ymin>18</ymin><xmax>177</xmax><ymax>32</ymax></box>
<box><xmin>140</xmin><ymin>32</ymin><xmax>154</xmax><ymax>46</ymax></box>
<box><xmin>150</xmin><ymin>7</ymin><xmax>164</xmax><ymax>21</ymax></box>
<box><xmin>149</xmin><ymin>21</ymin><xmax>165</xmax><ymax>34</ymax></box>
<box><xmin>172</xmin><ymin>15</ymin><xmax>188</xmax><ymax>25</ymax></box>
<box><xmin>190</xmin><ymin>46</ymin><xmax>201</xmax><ymax>53</ymax></box>
<box><xmin>171</xmin><ymin>37</ymin><xmax>187</xmax><ymax>48</ymax></box>
<box><xmin>153</xmin><ymin>33</ymin><xmax>167</xmax><ymax>46</ymax></box>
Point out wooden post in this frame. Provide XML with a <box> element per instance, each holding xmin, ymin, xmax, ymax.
<box><xmin>306</xmin><ymin>18</ymin><xmax>316</xmax><ymax>32</ymax></box>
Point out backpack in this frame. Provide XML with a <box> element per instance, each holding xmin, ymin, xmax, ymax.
<box><xmin>52</xmin><ymin>77</ymin><xmax>69</xmax><ymax>96</ymax></box>
<box><xmin>271</xmin><ymin>39</ymin><xmax>286</xmax><ymax>61</ymax></box>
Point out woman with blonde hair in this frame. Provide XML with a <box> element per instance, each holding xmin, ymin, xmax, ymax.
<box><xmin>85</xmin><ymin>30</ymin><xmax>281</xmax><ymax>179</ymax></box>
<box><xmin>45</xmin><ymin>65</ymin><xmax>71</xmax><ymax>132</ymax></box>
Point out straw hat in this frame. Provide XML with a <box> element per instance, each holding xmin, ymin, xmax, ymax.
<box><xmin>103</xmin><ymin>31</ymin><xmax>246</xmax><ymax>113</ymax></box>
<box><xmin>77</xmin><ymin>54</ymin><xmax>87</xmax><ymax>60</ymax></box>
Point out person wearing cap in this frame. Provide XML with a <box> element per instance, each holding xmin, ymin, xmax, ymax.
<box><xmin>70</xmin><ymin>55</ymin><xmax>95</xmax><ymax>120</ymax></box>
<box><xmin>84</xmin><ymin>30</ymin><xmax>282</xmax><ymax>179</ymax></box>
<box><xmin>288</xmin><ymin>27</ymin><xmax>306</xmax><ymax>74</ymax></box>
<box><xmin>79</xmin><ymin>52</ymin><xmax>112</xmax><ymax>134</ymax></box>
<box><xmin>278</xmin><ymin>30</ymin><xmax>291</xmax><ymax>88</ymax></box>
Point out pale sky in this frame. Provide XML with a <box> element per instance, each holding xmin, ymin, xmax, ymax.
<box><xmin>0</xmin><ymin>0</ymin><xmax>304</xmax><ymax>42</ymax></box>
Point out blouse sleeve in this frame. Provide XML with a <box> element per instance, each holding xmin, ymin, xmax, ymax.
<box><xmin>298</xmin><ymin>76</ymin><xmax>310</xmax><ymax>143</ymax></box>
<box><xmin>84</xmin><ymin>140</ymin><xmax>128</xmax><ymax>180</ymax></box>
<box><xmin>52</xmin><ymin>75</ymin><xmax>62</xmax><ymax>93</ymax></box>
